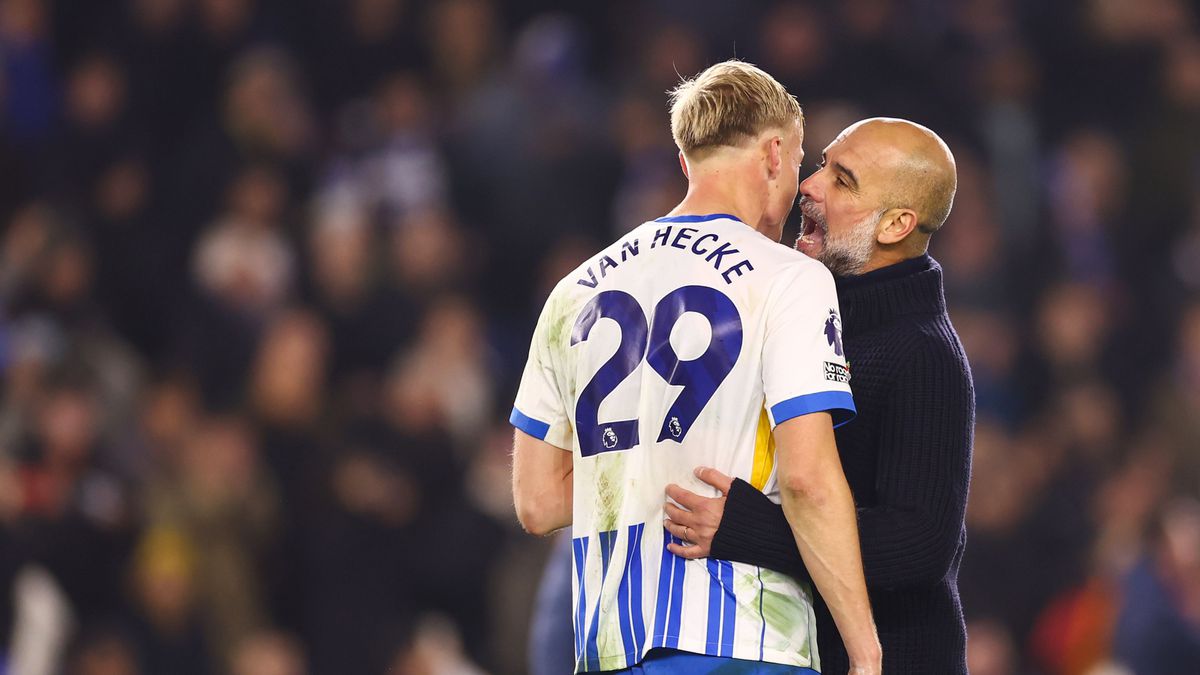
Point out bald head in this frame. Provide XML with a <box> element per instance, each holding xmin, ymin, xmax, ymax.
<box><xmin>797</xmin><ymin>116</ymin><xmax>958</xmax><ymax>274</ymax></box>
<box><xmin>842</xmin><ymin>118</ymin><xmax>957</xmax><ymax>236</ymax></box>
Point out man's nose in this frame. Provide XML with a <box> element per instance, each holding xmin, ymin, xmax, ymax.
<box><xmin>799</xmin><ymin>173</ymin><xmax>820</xmax><ymax>201</ymax></box>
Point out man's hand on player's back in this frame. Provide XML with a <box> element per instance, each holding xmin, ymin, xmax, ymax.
<box><xmin>663</xmin><ymin>468</ymin><xmax>731</xmax><ymax>559</ymax></box>
<box><xmin>665</xmin><ymin>422</ymin><xmax>884</xmax><ymax>675</ymax></box>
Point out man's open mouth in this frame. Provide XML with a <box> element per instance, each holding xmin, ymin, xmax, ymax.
<box><xmin>796</xmin><ymin>212</ymin><xmax>826</xmax><ymax>253</ymax></box>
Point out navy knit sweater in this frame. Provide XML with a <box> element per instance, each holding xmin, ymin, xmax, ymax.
<box><xmin>711</xmin><ymin>254</ymin><xmax>974</xmax><ymax>674</ymax></box>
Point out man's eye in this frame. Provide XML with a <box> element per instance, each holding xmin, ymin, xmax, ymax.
<box><xmin>835</xmin><ymin>176</ymin><xmax>848</xmax><ymax>187</ymax></box>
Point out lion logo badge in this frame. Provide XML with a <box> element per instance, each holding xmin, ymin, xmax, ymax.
<box><xmin>669</xmin><ymin>417</ymin><xmax>683</xmax><ymax>438</ymax></box>
<box><xmin>602</xmin><ymin>427</ymin><xmax>618</xmax><ymax>449</ymax></box>
<box><xmin>825</xmin><ymin>309</ymin><xmax>843</xmax><ymax>357</ymax></box>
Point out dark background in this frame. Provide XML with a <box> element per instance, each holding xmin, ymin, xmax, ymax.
<box><xmin>1</xmin><ymin>0</ymin><xmax>1199</xmax><ymax>673</ymax></box>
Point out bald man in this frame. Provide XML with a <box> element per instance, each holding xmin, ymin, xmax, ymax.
<box><xmin>663</xmin><ymin>118</ymin><xmax>975</xmax><ymax>674</ymax></box>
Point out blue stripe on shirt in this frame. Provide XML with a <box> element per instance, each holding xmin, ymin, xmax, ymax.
<box><xmin>630</xmin><ymin>525</ymin><xmax>647</xmax><ymax>657</ymax></box>
<box><xmin>719</xmin><ymin>561</ymin><xmax>736</xmax><ymax>657</ymax></box>
<box><xmin>665</xmin><ymin>536</ymin><xmax>686</xmax><ymax>648</ymax></box>
<box><xmin>706</xmin><ymin>560</ymin><xmax>723</xmax><ymax>653</ymax></box>
<box><xmin>617</xmin><ymin>527</ymin><xmax>637</xmax><ymax>665</ymax></box>
<box><xmin>653</xmin><ymin>213</ymin><xmax>744</xmax><ymax>224</ymax></box>
<box><xmin>572</xmin><ymin>535</ymin><xmax>589</xmax><ymax>663</ymax></box>
<box><xmin>770</xmin><ymin>390</ymin><xmax>857</xmax><ymax>428</ymax></box>
<box><xmin>652</xmin><ymin>530</ymin><xmax>673</xmax><ymax>648</ymax></box>
<box><xmin>510</xmin><ymin>407</ymin><xmax>551</xmax><ymax>440</ymax></box>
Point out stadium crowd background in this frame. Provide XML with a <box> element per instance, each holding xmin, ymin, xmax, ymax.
<box><xmin>1</xmin><ymin>0</ymin><xmax>1199</xmax><ymax>673</ymax></box>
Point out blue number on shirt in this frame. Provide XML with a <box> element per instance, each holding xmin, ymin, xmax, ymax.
<box><xmin>647</xmin><ymin>286</ymin><xmax>743</xmax><ymax>443</ymax></box>
<box><xmin>572</xmin><ymin>290</ymin><xmax>648</xmax><ymax>457</ymax></box>
<box><xmin>572</xmin><ymin>286</ymin><xmax>743</xmax><ymax>456</ymax></box>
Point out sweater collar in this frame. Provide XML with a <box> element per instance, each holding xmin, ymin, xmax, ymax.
<box><xmin>833</xmin><ymin>254</ymin><xmax>946</xmax><ymax>332</ymax></box>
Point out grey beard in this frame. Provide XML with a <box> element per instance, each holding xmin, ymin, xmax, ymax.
<box><xmin>818</xmin><ymin>209</ymin><xmax>883</xmax><ymax>276</ymax></box>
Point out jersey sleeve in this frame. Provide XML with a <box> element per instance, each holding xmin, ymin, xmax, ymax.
<box><xmin>510</xmin><ymin>294</ymin><xmax>572</xmax><ymax>451</ymax></box>
<box><xmin>761</xmin><ymin>262</ymin><xmax>856</xmax><ymax>428</ymax></box>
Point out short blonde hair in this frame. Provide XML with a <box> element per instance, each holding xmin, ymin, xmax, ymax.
<box><xmin>669</xmin><ymin>60</ymin><xmax>802</xmax><ymax>157</ymax></box>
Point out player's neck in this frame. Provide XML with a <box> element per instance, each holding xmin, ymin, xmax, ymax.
<box><xmin>669</xmin><ymin>174</ymin><xmax>764</xmax><ymax>234</ymax></box>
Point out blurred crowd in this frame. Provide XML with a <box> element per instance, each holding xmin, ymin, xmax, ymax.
<box><xmin>1</xmin><ymin>0</ymin><xmax>1199</xmax><ymax>674</ymax></box>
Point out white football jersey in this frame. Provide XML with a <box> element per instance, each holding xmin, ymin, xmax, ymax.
<box><xmin>511</xmin><ymin>214</ymin><xmax>854</xmax><ymax>672</ymax></box>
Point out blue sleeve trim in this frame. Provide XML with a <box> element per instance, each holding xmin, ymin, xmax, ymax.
<box><xmin>510</xmin><ymin>407</ymin><xmax>551</xmax><ymax>440</ymax></box>
<box><xmin>770</xmin><ymin>391</ymin><xmax>857</xmax><ymax>429</ymax></box>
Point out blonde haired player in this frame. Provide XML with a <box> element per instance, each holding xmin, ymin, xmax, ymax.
<box><xmin>511</xmin><ymin>60</ymin><xmax>881</xmax><ymax>675</ymax></box>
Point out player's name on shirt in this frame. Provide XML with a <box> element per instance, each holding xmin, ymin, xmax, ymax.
<box><xmin>576</xmin><ymin>221</ymin><xmax>756</xmax><ymax>289</ymax></box>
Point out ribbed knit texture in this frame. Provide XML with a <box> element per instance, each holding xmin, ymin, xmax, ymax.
<box><xmin>711</xmin><ymin>254</ymin><xmax>974</xmax><ymax>674</ymax></box>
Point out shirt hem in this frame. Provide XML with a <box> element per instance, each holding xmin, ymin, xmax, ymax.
<box><xmin>575</xmin><ymin>637</ymin><xmax>817</xmax><ymax>673</ymax></box>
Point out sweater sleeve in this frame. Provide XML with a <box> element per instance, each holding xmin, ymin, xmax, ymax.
<box><xmin>856</xmin><ymin>331</ymin><xmax>974</xmax><ymax>589</ymax></box>
<box><xmin>711</xmin><ymin>327</ymin><xmax>974</xmax><ymax>590</ymax></box>
<box><xmin>709</xmin><ymin>478</ymin><xmax>812</xmax><ymax>583</ymax></box>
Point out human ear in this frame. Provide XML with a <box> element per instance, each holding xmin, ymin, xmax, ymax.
<box><xmin>877</xmin><ymin>208</ymin><xmax>919</xmax><ymax>244</ymax></box>
<box><xmin>766</xmin><ymin>136</ymin><xmax>783</xmax><ymax>178</ymax></box>
<box><xmin>678</xmin><ymin>152</ymin><xmax>690</xmax><ymax>179</ymax></box>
